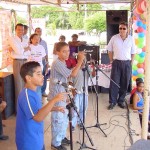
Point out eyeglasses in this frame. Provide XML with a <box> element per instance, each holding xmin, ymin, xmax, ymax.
<box><xmin>119</xmin><ymin>28</ymin><xmax>127</xmax><ymax>30</ymax></box>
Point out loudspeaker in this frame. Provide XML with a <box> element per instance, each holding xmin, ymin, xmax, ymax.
<box><xmin>78</xmin><ymin>45</ymin><xmax>100</xmax><ymax>64</ymax></box>
<box><xmin>0</xmin><ymin>72</ymin><xmax>15</xmax><ymax>119</ymax></box>
<box><xmin>106</xmin><ymin>10</ymin><xmax>128</xmax><ymax>43</ymax></box>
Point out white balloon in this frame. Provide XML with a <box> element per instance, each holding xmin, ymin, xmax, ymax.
<box><xmin>133</xmin><ymin>60</ymin><xmax>138</xmax><ymax>65</ymax></box>
<box><xmin>136</xmin><ymin>48</ymin><xmax>142</xmax><ymax>54</ymax></box>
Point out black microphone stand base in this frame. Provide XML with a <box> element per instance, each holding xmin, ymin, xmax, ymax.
<box><xmin>86</xmin><ymin>122</ymin><xmax>107</xmax><ymax>137</ymax></box>
<box><xmin>77</xmin><ymin>141</ymin><xmax>96</xmax><ymax>150</ymax></box>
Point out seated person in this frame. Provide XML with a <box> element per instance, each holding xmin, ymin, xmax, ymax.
<box><xmin>0</xmin><ymin>100</ymin><xmax>9</xmax><ymax>140</ymax></box>
<box><xmin>132</xmin><ymin>80</ymin><xmax>150</xmax><ymax>135</ymax></box>
<box><xmin>130</xmin><ymin>78</ymin><xmax>144</xmax><ymax>104</ymax></box>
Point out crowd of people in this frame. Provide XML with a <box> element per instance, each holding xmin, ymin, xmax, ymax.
<box><xmin>0</xmin><ymin>21</ymin><xmax>149</xmax><ymax>150</ymax></box>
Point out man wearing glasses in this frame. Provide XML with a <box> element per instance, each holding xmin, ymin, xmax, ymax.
<box><xmin>107</xmin><ymin>22</ymin><xmax>136</xmax><ymax>110</ymax></box>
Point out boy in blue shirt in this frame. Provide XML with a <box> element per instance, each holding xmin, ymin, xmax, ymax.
<box><xmin>15</xmin><ymin>61</ymin><xmax>67</xmax><ymax>150</ymax></box>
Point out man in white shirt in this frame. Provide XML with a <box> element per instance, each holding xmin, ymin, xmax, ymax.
<box><xmin>107</xmin><ymin>22</ymin><xmax>136</xmax><ymax>110</ymax></box>
<box><xmin>9</xmin><ymin>23</ymin><xmax>30</xmax><ymax>110</ymax></box>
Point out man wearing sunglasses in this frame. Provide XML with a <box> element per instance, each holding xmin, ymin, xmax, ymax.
<box><xmin>107</xmin><ymin>22</ymin><xmax>136</xmax><ymax>110</ymax></box>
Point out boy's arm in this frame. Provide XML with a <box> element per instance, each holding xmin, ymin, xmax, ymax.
<box><xmin>33</xmin><ymin>93</ymin><xmax>66</xmax><ymax>122</ymax></box>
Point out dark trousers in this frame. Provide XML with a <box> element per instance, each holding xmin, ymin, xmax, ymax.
<box><xmin>109</xmin><ymin>60</ymin><xmax>131</xmax><ymax>104</ymax></box>
<box><xmin>0</xmin><ymin>113</ymin><xmax>3</xmax><ymax>135</ymax></box>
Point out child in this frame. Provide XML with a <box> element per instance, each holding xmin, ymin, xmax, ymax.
<box><xmin>132</xmin><ymin>80</ymin><xmax>150</xmax><ymax>136</ymax></box>
<box><xmin>15</xmin><ymin>61</ymin><xmax>67</xmax><ymax>150</ymax></box>
<box><xmin>48</xmin><ymin>42</ymin><xmax>85</xmax><ymax>150</ymax></box>
<box><xmin>28</xmin><ymin>33</ymin><xmax>46</xmax><ymax>99</ymax></box>
<box><xmin>71</xmin><ymin>61</ymin><xmax>95</xmax><ymax>131</ymax></box>
<box><xmin>130</xmin><ymin>78</ymin><xmax>144</xmax><ymax>104</ymax></box>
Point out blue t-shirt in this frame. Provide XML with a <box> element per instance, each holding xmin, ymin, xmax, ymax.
<box><xmin>15</xmin><ymin>88</ymin><xmax>44</xmax><ymax>150</ymax></box>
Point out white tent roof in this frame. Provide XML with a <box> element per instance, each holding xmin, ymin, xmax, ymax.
<box><xmin>0</xmin><ymin>0</ymin><xmax>133</xmax><ymax>5</ymax></box>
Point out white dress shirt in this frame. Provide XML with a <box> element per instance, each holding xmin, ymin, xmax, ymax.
<box><xmin>8</xmin><ymin>35</ymin><xmax>30</xmax><ymax>59</ymax></box>
<box><xmin>107</xmin><ymin>34</ymin><xmax>136</xmax><ymax>60</ymax></box>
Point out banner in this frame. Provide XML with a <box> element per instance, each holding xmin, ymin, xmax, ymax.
<box><xmin>0</xmin><ymin>10</ymin><xmax>12</xmax><ymax>70</ymax></box>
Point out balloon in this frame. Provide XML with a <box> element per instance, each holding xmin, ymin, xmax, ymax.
<box><xmin>138</xmin><ymin>32</ymin><xmax>145</xmax><ymax>38</ymax></box>
<box><xmin>137</xmin><ymin>63</ymin><xmax>144</xmax><ymax>68</ymax></box>
<box><xmin>139</xmin><ymin>52</ymin><xmax>146</xmax><ymax>58</ymax></box>
<box><xmin>140</xmin><ymin>0</ymin><xmax>146</xmax><ymax>12</ymax></box>
<box><xmin>138</xmin><ymin>57</ymin><xmax>145</xmax><ymax>63</ymax></box>
<box><xmin>133</xmin><ymin>60</ymin><xmax>138</xmax><ymax>65</ymax></box>
<box><xmin>132</xmin><ymin>81</ymin><xmax>136</xmax><ymax>87</ymax></box>
<box><xmin>137</xmin><ymin>42</ymin><xmax>144</xmax><ymax>48</ymax></box>
<box><xmin>132</xmin><ymin>76</ymin><xmax>138</xmax><ymax>81</ymax></box>
<box><xmin>137</xmin><ymin>73</ymin><xmax>144</xmax><ymax>78</ymax></box>
<box><xmin>137</xmin><ymin>68</ymin><xmax>144</xmax><ymax>74</ymax></box>
<box><xmin>137</xmin><ymin>27</ymin><xmax>144</xmax><ymax>33</ymax></box>
<box><xmin>134</xmin><ymin>54</ymin><xmax>140</xmax><ymax>61</ymax></box>
<box><xmin>135</xmin><ymin>39</ymin><xmax>139</xmax><ymax>45</ymax></box>
<box><xmin>136</xmin><ymin>48</ymin><xmax>142</xmax><ymax>54</ymax></box>
<box><xmin>136</xmin><ymin>21</ymin><xmax>143</xmax><ymax>27</ymax></box>
<box><xmin>138</xmin><ymin>37</ymin><xmax>145</xmax><ymax>43</ymax></box>
<box><xmin>133</xmin><ymin>70</ymin><xmax>138</xmax><ymax>76</ymax></box>
<box><xmin>142</xmin><ymin>46</ymin><xmax>146</xmax><ymax>52</ymax></box>
<box><xmin>132</xmin><ymin>65</ymin><xmax>138</xmax><ymax>70</ymax></box>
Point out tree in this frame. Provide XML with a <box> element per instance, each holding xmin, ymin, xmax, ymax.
<box><xmin>84</xmin><ymin>12</ymin><xmax>106</xmax><ymax>35</ymax></box>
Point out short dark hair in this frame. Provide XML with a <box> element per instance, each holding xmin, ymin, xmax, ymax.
<box><xmin>20</xmin><ymin>61</ymin><xmax>40</xmax><ymax>82</ymax></box>
<box><xmin>72</xmin><ymin>34</ymin><xmax>78</xmax><ymax>38</ymax></box>
<box><xmin>35</xmin><ymin>27</ymin><xmax>42</xmax><ymax>32</ymax></box>
<box><xmin>136</xmin><ymin>78</ymin><xmax>143</xmax><ymax>84</ymax></box>
<box><xmin>59</xmin><ymin>35</ymin><xmax>66</xmax><ymax>40</ymax></box>
<box><xmin>136</xmin><ymin>80</ymin><xmax>144</xmax><ymax>86</ymax></box>
<box><xmin>24</xmin><ymin>25</ymin><xmax>29</xmax><ymax>30</ymax></box>
<box><xmin>15</xmin><ymin>23</ymin><xmax>24</xmax><ymax>30</ymax></box>
<box><xmin>55</xmin><ymin>42</ymin><xmax>68</xmax><ymax>52</ymax></box>
<box><xmin>29</xmin><ymin>33</ymin><xmax>39</xmax><ymax>44</ymax></box>
<box><xmin>119</xmin><ymin>22</ymin><xmax>128</xmax><ymax>28</ymax></box>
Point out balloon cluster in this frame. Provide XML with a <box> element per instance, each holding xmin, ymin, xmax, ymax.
<box><xmin>132</xmin><ymin>0</ymin><xmax>146</xmax><ymax>87</ymax></box>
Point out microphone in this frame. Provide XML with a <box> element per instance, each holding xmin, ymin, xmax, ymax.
<box><xmin>72</xmin><ymin>49</ymin><xmax>86</xmax><ymax>58</ymax></box>
<box><xmin>53</xmin><ymin>78</ymin><xmax>73</xmax><ymax>89</ymax></box>
<box><xmin>72</xmin><ymin>52</ymin><xmax>78</xmax><ymax>58</ymax></box>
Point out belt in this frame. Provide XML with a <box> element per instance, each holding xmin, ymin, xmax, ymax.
<box><xmin>115</xmin><ymin>59</ymin><xmax>130</xmax><ymax>62</ymax></box>
<box><xmin>13</xmin><ymin>59</ymin><xmax>27</xmax><ymax>61</ymax></box>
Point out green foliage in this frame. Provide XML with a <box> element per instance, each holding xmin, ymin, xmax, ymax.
<box><xmin>16</xmin><ymin>15</ymin><xmax>27</xmax><ymax>24</ymax></box>
<box><xmin>84</xmin><ymin>12</ymin><xmax>106</xmax><ymax>34</ymax></box>
<box><xmin>31</xmin><ymin>4</ymin><xmax>106</xmax><ymax>31</ymax></box>
<box><xmin>47</xmin><ymin>23</ymin><xmax>56</xmax><ymax>36</ymax></box>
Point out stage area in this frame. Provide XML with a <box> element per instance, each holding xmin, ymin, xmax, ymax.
<box><xmin>0</xmin><ymin>93</ymin><xmax>141</xmax><ymax>150</ymax></box>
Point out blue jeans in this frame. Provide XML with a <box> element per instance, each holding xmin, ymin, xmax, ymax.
<box><xmin>51</xmin><ymin>110</ymin><xmax>68</xmax><ymax>146</ymax></box>
<box><xmin>41</xmin><ymin>59</ymin><xmax>47</xmax><ymax>94</ymax></box>
<box><xmin>72</xmin><ymin>93</ymin><xmax>88</xmax><ymax>127</ymax></box>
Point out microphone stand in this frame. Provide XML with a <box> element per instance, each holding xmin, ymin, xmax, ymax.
<box><xmin>77</xmin><ymin>62</ymin><xmax>96</xmax><ymax>150</ymax></box>
<box><xmin>65</xmin><ymin>87</ymin><xmax>95</xmax><ymax>150</ymax></box>
<box><xmin>95</xmin><ymin>64</ymin><xmax>120</xmax><ymax>89</ymax></box>
<box><xmin>86</xmin><ymin>64</ymin><xmax>107</xmax><ymax>137</ymax></box>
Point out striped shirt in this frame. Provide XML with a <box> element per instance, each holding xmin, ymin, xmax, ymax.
<box><xmin>48</xmin><ymin>59</ymin><xmax>71</xmax><ymax>107</ymax></box>
<box><xmin>72</xmin><ymin>69</ymin><xmax>89</xmax><ymax>95</ymax></box>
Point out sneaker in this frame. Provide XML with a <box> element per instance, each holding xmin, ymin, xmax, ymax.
<box><xmin>61</xmin><ymin>137</ymin><xmax>71</xmax><ymax>145</ymax></box>
<box><xmin>51</xmin><ymin>144</ymin><xmax>67</xmax><ymax>150</ymax></box>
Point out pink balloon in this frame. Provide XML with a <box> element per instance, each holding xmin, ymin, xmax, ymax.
<box><xmin>137</xmin><ymin>68</ymin><xmax>144</xmax><ymax>74</ymax></box>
